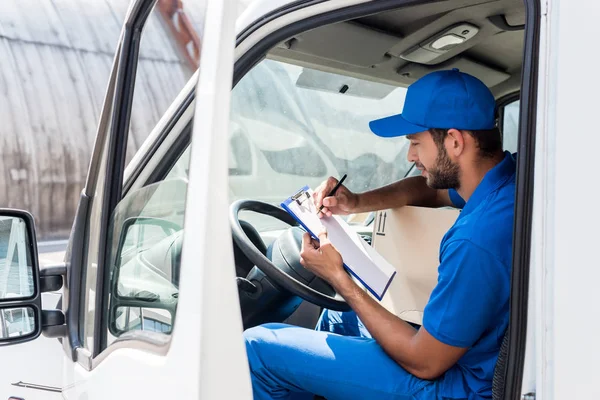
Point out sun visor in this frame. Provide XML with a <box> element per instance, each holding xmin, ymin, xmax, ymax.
<box><xmin>295</xmin><ymin>68</ymin><xmax>398</xmax><ymax>99</ymax></box>
<box><xmin>279</xmin><ymin>22</ymin><xmax>401</xmax><ymax>68</ymax></box>
<box><xmin>396</xmin><ymin>58</ymin><xmax>510</xmax><ymax>88</ymax></box>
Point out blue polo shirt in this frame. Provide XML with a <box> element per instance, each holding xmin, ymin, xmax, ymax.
<box><xmin>423</xmin><ymin>151</ymin><xmax>516</xmax><ymax>399</ymax></box>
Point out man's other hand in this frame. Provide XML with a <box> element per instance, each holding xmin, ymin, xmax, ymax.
<box><xmin>299</xmin><ymin>229</ymin><xmax>346</xmax><ymax>286</ymax></box>
<box><xmin>314</xmin><ymin>177</ymin><xmax>358</xmax><ymax>218</ymax></box>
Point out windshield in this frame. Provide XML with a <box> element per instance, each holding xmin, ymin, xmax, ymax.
<box><xmin>228</xmin><ymin>59</ymin><xmax>411</xmax><ymax>232</ymax></box>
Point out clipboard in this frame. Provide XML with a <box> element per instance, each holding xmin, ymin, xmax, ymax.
<box><xmin>281</xmin><ymin>185</ymin><xmax>396</xmax><ymax>301</ymax></box>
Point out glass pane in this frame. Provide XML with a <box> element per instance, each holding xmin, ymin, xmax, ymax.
<box><xmin>124</xmin><ymin>0</ymin><xmax>206</xmax><ymax>166</ymax></box>
<box><xmin>0</xmin><ymin>217</ymin><xmax>34</xmax><ymax>300</ymax></box>
<box><xmin>84</xmin><ymin>0</ymin><xmax>208</xmax><ymax>352</ymax></box>
<box><xmin>106</xmin><ymin>176</ymin><xmax>187</xmax><ymax>344</ymax></box>
<box><xmin>0</xmin><ymin>307</ymin><xmax>35</xmax><ymax>339</ymax></box>
<box><xmin>229</xmin><ymin>59</ymin><xmax>411</xmax><ymax>231</ymax></box>
<box><xmin>114</xmin><ymin>306</ymin><xmax>172</xmax><ymax>334</ymax></box>
<box><xmin>503</xmin><ymin>100</ymin><xmax>520</xmax><ymax>154</ymax></box>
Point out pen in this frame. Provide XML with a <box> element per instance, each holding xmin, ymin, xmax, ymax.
<box><xmin>318</xmin><ymin>174</ymin><xmax>347</xmax><ymax>214</ymax></box>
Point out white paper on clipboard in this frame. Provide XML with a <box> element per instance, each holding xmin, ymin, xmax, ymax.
<box><xmin>281</xmin><ymin>186</ymin><xmax>396</xmax><ymax>300</ymax></box>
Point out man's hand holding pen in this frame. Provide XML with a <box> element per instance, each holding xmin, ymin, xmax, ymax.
<box><xmin>313</xmin><ymin>174</ymin><xmax>358</xmax><ymax>218</ymax></box>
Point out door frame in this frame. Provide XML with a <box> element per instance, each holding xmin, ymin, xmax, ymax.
<box><xmin>63</xmin><ymin>0</ymin><xmax>158</xmax><ymax>365</ymax></box>
<box><xmin>232</xmin><ymin>1</ymin><xmax>541</xmax><ymax>398</ymax></box>
<box><xmin>503</xmin><ymin>0</ymin><xmax>541</xmax><ymax>396</ymax></box>
<box><xmin>94</xmin><ymin>0</ymin><xmax>157</xmax><ymax>357</ymax></box>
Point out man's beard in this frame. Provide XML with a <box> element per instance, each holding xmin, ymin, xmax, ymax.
<box><xmin>425</xmin><ymin>147</ymin><xmax>460</xmax><ymax>190</ymax></box>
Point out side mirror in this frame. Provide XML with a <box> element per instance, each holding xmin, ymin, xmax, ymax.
<box><xmin>0</xmin><ymin>210</ymin><xmax>42</xmax><ymax>345</ymax></box>
<box><xmin>0</xmin><ymin>210</ymin><xmax>66</xmax><ymax>346</ymax></box>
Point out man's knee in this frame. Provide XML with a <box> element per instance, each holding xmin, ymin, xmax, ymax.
<box><xmin>244</xmin><ymin>323</ymin><xmax>284</xmax><ymax>344</ymax></box>
<box><xmin>243</xmin><ymin>323</ymin><xmax>286</xmax><ymax>370</ymax></box>
<box><xmin>244</xmin><ymin>323</ymin><xmax>276</xmax><ymax>349</ymax></box>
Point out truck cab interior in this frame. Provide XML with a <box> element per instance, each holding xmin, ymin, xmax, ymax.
<box><xmin>224</xmin><ymin>0</ymin><xmax>526</xmax><ymax>331</ymax></box>
<box><xmin>108</xmin><ymin>0</ymin><xmax>530</xmax><ymax>397</ymax></box>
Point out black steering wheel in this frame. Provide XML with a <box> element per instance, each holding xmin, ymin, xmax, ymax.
<box><xmin>230</xmin><ymin>199</ymin><xmax>350</xmax><ymax>311</ymax></box>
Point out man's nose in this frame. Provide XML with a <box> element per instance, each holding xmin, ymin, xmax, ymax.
<box><xmin>407</xmin><ymin>145</ymin><xmax>418</xmax><ymax>163</ymax></box>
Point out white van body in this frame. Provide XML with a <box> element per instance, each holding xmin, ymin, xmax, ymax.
<box><xmin>1</xmin><ymin>0</ymin><xmax>599</xmax><ymax>399</ymax></box>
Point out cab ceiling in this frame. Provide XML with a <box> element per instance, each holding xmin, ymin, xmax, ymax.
<box><xmin>268</xmin><ymin>0</ymin><xmax>526</xmax><ymax>98</ymax></box>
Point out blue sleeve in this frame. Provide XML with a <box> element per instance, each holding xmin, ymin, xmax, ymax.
<box><xmin>422</xmin><ymin>240</ymin><xmax>510</xmax><ymax>348</ymax></box>
<box><xmin>448</xmin><ymin>189</ymin><xmax>465</xmax><ymax>209</ymax></box>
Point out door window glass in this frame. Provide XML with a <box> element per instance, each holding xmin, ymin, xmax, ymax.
<box><xmin>124</xmin><ymin>0</ymin><xmax>205</xmax><ymax>165</ymax></box>
<box><xmin>81</xmin><ymin>0</ymin><xmax>207</xmax><ymax>353</ymax></box>
<box><xmin>502</xmin><ymin>100</ymin><xmax>520</xmax><ymax>154</ymax></box>
<box><xmin>105</xmin><ymin>155</ymin><xmax>188</xmax><ymax>345</ymax></box>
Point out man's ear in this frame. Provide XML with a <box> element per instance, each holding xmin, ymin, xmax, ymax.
<box><xmin>446</xmin><ymin>128</ymin><xmax>465</xmax><ymax>157</ymax></box>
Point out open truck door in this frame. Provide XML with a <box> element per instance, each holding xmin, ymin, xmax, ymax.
<box><xmin>0</xmin><ymin>0</ymin><xmax>250</xmax><ymax>398</ymax></box>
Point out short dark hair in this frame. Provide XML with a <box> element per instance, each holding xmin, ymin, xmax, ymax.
<box><xmin>429</xmin><ymin>127</ymin><xmax>503</xmax><ymax>159</ymax></box>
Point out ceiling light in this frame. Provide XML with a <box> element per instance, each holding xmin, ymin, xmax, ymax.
<box><xmin>431</xmin><ymin>34</ymin><xmax>466</xmax><ymax>50</ymax></box>
<box><xmin>400</xmin><ymin>23</ymin><xmax>479</xmax><ymax>64</ymax></box>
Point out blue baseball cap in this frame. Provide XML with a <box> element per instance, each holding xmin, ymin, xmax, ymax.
<box><xmin>369</xmin><ymin>69</ymin><xmax>496</xmax><ymax>137</ymax></box>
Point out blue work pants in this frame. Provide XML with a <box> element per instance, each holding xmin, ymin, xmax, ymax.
<box><xmin>244</xmin><ymin>310</ymin><xmax>454</xmax><ymax>400</ymax></box>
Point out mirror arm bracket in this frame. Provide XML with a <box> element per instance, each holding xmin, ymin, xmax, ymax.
<box><xmin>40</xmin><ymin>276</ymin><xmax>63</xmax><ymax>292</ymax></box>
<box><xmin>40</xmin><ymin>262</ymin><xmax>66</xmax><ymax>278</ymax></box>
<box><xmin>39</xmin><ymin>263</ymin><xmax>67</xmax><ymax>337</ymax></box>
<box><xmin>40</xmin><ymin>262</ymin><xmax>66</xmax><ymax>293</ymax></box>
<box><xmin>42</xmin><ymin>310</ymin><xmax>67</xmax><ymax>338</ymax></box>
